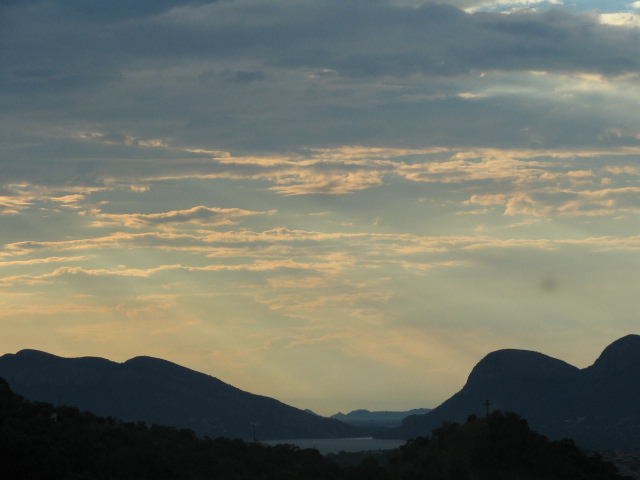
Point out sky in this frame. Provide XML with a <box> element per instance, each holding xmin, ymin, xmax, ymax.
<box><xmin>2</xmin><ymin>0</ymin><xmax>640</xmax><ymax>416</ymax></box>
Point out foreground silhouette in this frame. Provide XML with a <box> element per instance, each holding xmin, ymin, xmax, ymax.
<box><xmin>386</xmin><ymin>412</ymin><xmax>633</xmax><ymax>480</ymax></box>
<box><xmin>0</xmin><ymin>377</ymin><xmax>632</xmax><ymax>480</ymax></box>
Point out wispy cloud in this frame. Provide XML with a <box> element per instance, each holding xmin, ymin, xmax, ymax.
<box><xmin>0</xmin><ymin>256</ymin><xmax>89</xmax><ymax>267</ymax></box>
<box><xmin>88</xmin><ymin>206</ymin><xmax>271</xmax><ymax>228</ymax></box>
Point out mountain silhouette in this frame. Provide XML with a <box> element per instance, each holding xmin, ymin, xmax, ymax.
<box><xmin>330</xmin><ymin>408</ymin><xmax>431</xmax><ymax>427</ymax></box>
<box><xmin>389</xmin><ymin>334</ymin><xmax>640</xmax><ymax>450</ymax></box>
<box><xmin>0</xmin><ymin>349</ymin><xmax>360</xmax><ymax>440</ymax></box>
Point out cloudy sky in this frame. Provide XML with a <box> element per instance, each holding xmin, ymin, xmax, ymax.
<box><xmin>2</xmin><ymin>0</ymin><xmax>640</xmax><ymax>415</ymax></box>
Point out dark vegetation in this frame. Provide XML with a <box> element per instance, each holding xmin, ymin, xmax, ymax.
<box><xmin>0</xmin><ymin>377</ymin><xmax>341</xmax><ymax>480</ymax></box>
<box><xmin>387</xmin><ymin>413</ymin><xmax>633</xmax><ymax>480</ymax></box>
<box><xmin>0</xmin><ymin>377</ymin><xmax>632</xmax><ymax>480</ymax></box>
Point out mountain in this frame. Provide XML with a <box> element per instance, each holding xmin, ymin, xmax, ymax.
<box><xmin>330</xmin><ymin>408</ymin><xmax>432</xmax><ymax>427</ymax></box>
<box><xmin>388</xmin><ymin>334</ymin><xmax>640</xmax><ymax>450</ymax></box>
<box><xmin>0</xmin><ymin>349</ymin><xmax>361</xmax><ymax>440</ymax></box>
<box><xmin>0</xmin><ymin>378</ymin><xmax>630</xmax><ymax>480</ymax></box>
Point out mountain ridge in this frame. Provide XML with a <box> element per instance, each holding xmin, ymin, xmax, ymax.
<box><xmin>4</xmin><ymin>334</ymin><xmax>640</xmax><ymax>448</ymax></box>
<box><xmin>588</xmin><ymin>334</ymin><xmax>640</xmax><ymax>372</ymax></box>
<box><xmin>330</xmin><ymin>408</ymin><xmax>431</xmax><ymax>427</ymax></box>
<box><xmin>0</xmin><ymin>349</ymin><xmax>361</xmax><ymax>440</ymax></box>
<box><xmin>387</xmin><ymin>334</ymin><xmax>640</xmax><ymax>450</ymax></box>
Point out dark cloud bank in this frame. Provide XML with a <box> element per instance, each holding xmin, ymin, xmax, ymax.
<box><xmin>3</xmin><ymin>0</ymin><xmax>637</xmax><ymax>79</ymax></box>
<box><xmin>2</xmin><ymin>0</ymin><xmax>640</xmax><ymax>190</ymax></box>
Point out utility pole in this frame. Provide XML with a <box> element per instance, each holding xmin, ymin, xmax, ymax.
<box><xmin>484</xmin><ymin>399</ymin><xmax>491</xmax><ymax>418</ymax></box>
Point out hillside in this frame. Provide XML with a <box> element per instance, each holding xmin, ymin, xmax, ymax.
<box><xmin>388</xmin><ymin>334</ymin><xmax>640</xmax><ymax>450</ymax></box>
<box><xmin>0</xmin><ymin>349</ymin><xmax>360</xmax><ymax>440</ymax></box>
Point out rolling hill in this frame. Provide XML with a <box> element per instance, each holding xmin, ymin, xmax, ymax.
<box><xmin>0</xmin><ymin>349</ymin><xmax>361</xmax><ymax>440</ymax></box>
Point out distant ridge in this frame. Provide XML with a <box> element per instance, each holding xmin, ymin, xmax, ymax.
<box><xmin>331</xmin><ymin>408</ymin><xmax>431</xmax><ymax>427</ymax></box>
<box><xmin>0</xmin><ymin>349</ymin><xmax>361</xmax><ymax>440</ymax></box>
<box><xmin>387</xmin><ymin>334</ymin><xmax>640</xmax><ymax>450</ymax></box>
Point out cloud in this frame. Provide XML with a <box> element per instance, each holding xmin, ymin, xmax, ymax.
<box><xmin>2</xmin><ymin>143</ymin><xmax>639</xmax><ymax>226</ymax></box>
<box><xmin>599</xmin><ymin>12</ymin><xmax>640</xmax><ymax>27</ymax></box>
<box><xmin>2</xmin><ymin>2</ymin><xmax>640</xmax><ymax>160</ymax></box>
<box><xmin>8</xmin><ymin>220</ymin><xmax>640</xmax><ymax>299</ymax></box>
<box><xmin>146</xmin><ymin>2</ymin><xmax>640</xmax><ymax>78</ymax></box>
<box><xmin>89</xmin><ymin>206</ymin><xmax>271</xmax><ymax>228</ymax></box>
<box><xmin>3</xmin><ymin>0</ymin><xmax>219</xmax><ymax>23</ymax></box>
<box><xmin>0</xmin><ymin>196</ymin><xmax>32</xmax><ymax>215</ymax></box>
<box><xmin>0</xmin><ymin>265</ymin><xmax>180</xmax><ymax>286</ymax></box>
<box><xmin>219</xmin><ymin>70</ymin><xmax>267</xmax><ymax>85</ymax></box>
<box><xmin>0</xmin><ymin>302</ymin><xmax>112</xmax><ymax>319</ymax></box>
<box><xmin>51</xmin><ymin>194</ymin><xmax>86</xmax><ymax>205</ymax></box>
<box><xmin>260</xmin><ymin>291</ymin><xmax>394</xmax><ymax>312</ymax></box>
<box><xmin>467</xmin><ymin>186</ymin><xmax>640</xmax><ymax>217</ymax></box>
<box><xmin>0</xmin><ymin>255</ymin><xmax>88</xmax><ymax>267</ymax></box>
<box><xmin>0</xmin><ymin>257</ymin><xmax>353</xmax><ymax>287</ymax></box>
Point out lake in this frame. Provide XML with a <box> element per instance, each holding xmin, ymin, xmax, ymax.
<box><xmin>261</xmin><ymin>437</ymin><xmax>407</xmax><ymax>455</ymax></box>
